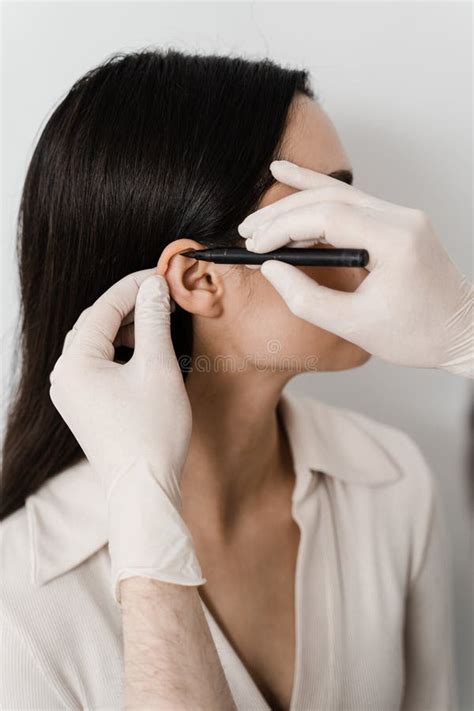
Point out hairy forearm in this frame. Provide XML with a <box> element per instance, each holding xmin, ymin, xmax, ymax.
<box><xmin>120</xmin><ymin>577</ymin><xmax>237</xmax><ymax>710</ymax></box>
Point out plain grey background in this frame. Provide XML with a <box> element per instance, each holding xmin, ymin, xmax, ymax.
<box><xmin>1</xmin><ymin>1</ymin><xmax>472</xmax><ymax>708</ymax></box>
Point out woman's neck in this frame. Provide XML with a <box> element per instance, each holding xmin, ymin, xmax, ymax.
<box><xmin>180</xmin><ymin>367</ymin><xmax>294</xmax><ymax>541</ymax></box>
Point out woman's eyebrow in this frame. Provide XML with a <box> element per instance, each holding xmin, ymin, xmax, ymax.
<box><xmin>328</xmin><ymin>169</ymin><xmax>353</xmax><ymax>185</ymax></box>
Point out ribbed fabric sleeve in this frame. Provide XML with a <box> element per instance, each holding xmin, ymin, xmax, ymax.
<box><xmin>400</xmin><ymin>471</ymin><xmax>458</xmax><ymax>710</ymax></box>
<box><xmin>1</xmin><ymin>619</ymin><xmax>67</xmax><ymax>709</ymax></box>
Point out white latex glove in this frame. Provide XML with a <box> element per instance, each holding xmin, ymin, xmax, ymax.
<box><xmin>239</xmin><ymin>160</ymin><xmax>473</xmax><ymax>378</ymax></box>
<box><xmin>49</xmin><ymin>268</ymin><xmax>206</xmax><ymax>604</ymax></box>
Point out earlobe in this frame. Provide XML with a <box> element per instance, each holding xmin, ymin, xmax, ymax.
<box><xmin>156</xmin><ymin>239</ymin><xmax>224</xmax><ymax>317</ymax></box>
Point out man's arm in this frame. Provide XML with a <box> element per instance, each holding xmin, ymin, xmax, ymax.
<box><xmin>120</xmin><ymin>577</ymin><xmax>237</xmax><ymax>710</ymax></box>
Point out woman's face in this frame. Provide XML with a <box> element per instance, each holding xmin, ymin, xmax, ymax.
<box><xmin>195</xmin><ymin>96</ymin><xmax>371</xmax><ymax>375</ymax></box>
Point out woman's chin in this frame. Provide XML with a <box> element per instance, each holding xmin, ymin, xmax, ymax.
<box><xmin>334</xmin><ymin>345</ymin><xmax>372</xmax><ymax>372</ymax></box>
<box><xmin>309</xmin><ymin>343</ymin><xmax>372</xmax><ymax>373</ymax></box>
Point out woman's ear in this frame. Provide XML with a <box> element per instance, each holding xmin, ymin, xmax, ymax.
<box><xmin>156</xmin><ymin>239</ymin><xmax>224</xmax><ymax>317</ymax></box>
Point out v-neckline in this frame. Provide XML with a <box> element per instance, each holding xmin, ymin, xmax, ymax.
<box><xmin>197</xmin><ymin>494</ymin><xmax>308</xmax><ymax>711</ymax></box>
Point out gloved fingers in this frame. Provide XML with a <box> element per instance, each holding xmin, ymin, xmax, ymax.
<box><xmin>238</xmin><ymin>161</ymin><xmax>406</xmax><ymax>238</ymax></box>
<box><xmin>268</xmin><ymin>161</ymin><xmax>406</xmax><ymax>215</ymax></box>
<box><xmin>244</xmin><ymin>201</ymin><xmax>385</xmax><ymax>264</ymax></box>
<box><xmin>60</xmin><ymin>302</ymin><xmax>138</xmax><ymax>361</ymax></box>
<box><xmin>113</xmin><ymin>323</ymin><xmax>135</xmax><ymax>349</ymax></box>
<box><xmin>73</xmin><ymin>306</ymin><xmax>93</xmax><ymax>330</ymax></box>
<box><xmin>284</xmin><ymin>238</ymin><xmax>330</xmax><ymax>248</ymax></box>
<box><xmin>243</xmin><ymin>199</ymin><xmax>336</xmax><ymax>252</ymax></box>
<box><xmin>112</xmin><ymin>303</ymin><xmax>177</xmax><ymax>352</ymax></box>
<box><xmin>120</xmin><ymin>297</ymin><xmax>176</xmax><ymax>327</ymax></box>
<box><xmin>60</xmin><ymin>329</ymin><xmax>78</xmax><ymax>355</ymax></box>
<box><xmin>238</xmin><ymin>185</ymin><xmax>369</xmax><ymax>239</ymax></box>
<box><xmin>244</xmin><ymin>238</ymin><xmax>328</xmax><ymax>255</ymax></box>
<box><xmin>260</xmin><ymin>260</ymin><xmax>363</xmax><ymax>339</ymax></box>
<box><xmin>269</xmin><ymin>160</ymin><xmax>361</xmax><ymax>193</ymax></box>
<box><xmin>121</xmin><ymin>308</ymin><xmax>135</xmax><ymax>327</ymax></box>
<box><xmin>238</xmin><ymin>162</ymin><xmax>382</xmax><ymax>237</ymax></box>
<box><xmin>132</xmin><ymin>274</ymin><xmax>177</xmax><ymax>368</ymax></box>
<box><xmin>239</xmin><ymin>186</ymin><xmax>363</xmax><ymax>238</ymax></box>
<box><xmin>53</xmin><ymin>305</ymin><xmax>92</xmax><ymax>359</ymax></box>
<box><xmin>69</xmin><ymin>268</ymin><xmax>156</xmax><ymax>360</ymax></box>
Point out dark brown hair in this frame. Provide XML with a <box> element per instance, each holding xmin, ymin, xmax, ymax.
<box><xmin>1</xmin><ymin>48</ymin><xmax>314</xmax><ymax>520</ymax></box>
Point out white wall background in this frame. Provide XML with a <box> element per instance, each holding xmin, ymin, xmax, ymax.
<box><xmin>1</xmin><ymin>1</ymin><xmax>472</xmax><ymax>707</ymax></box>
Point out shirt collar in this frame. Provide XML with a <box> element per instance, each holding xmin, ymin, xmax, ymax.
<box><xmin>27</xmin><ymin>390</ymin><xmax>401</xmax><ymax>588</ymax></box>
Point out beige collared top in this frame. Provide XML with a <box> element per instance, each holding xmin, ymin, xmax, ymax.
<box><xmin>1</xmin><ymin>391</ymin><xmax>457</xmax><ymax>710</ymax></box>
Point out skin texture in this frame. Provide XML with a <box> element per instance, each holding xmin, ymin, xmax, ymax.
<box><xmin>121</xmin><ymin>579</ymin><xmax>237</xmax><ymax>710</ymax></box>
<box><xmin>122</xmin><ymin>95</ymin><xmax>368</xmax><ymax>711</ymax></box>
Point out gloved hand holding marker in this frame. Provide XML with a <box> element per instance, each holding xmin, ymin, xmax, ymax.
<box><xmin>238</xmin><ymin>159</ymin><xmax>473</xmax><ymax>378</ymax></box>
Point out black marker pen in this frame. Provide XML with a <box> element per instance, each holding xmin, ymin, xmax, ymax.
<box><xmin>180</xmin><ymin>247</ymin><xmax>369</xmax><ymax>268</ymax></box>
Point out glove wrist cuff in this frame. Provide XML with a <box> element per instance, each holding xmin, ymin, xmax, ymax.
<box><xmin>106</xmin><ymin>457</ymin><xmax>206</xmax><ymax>605</ymax></box>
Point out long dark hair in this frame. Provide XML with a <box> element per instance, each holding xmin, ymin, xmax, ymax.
<box><xmin>1</xmin><ymin>48</ymin><xmax>314</xmax><ymax>520</ymax></box>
